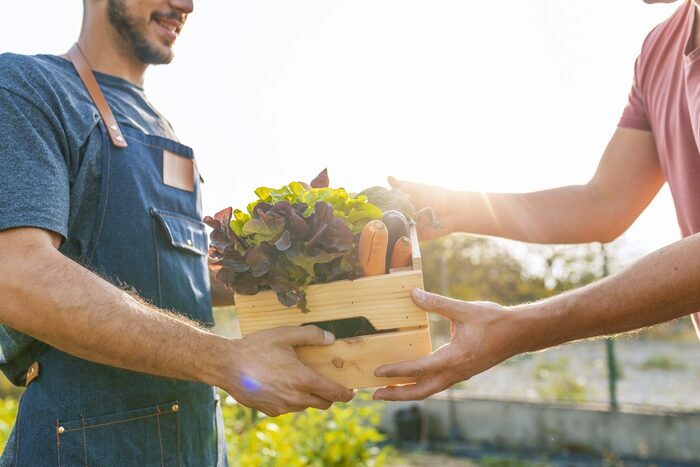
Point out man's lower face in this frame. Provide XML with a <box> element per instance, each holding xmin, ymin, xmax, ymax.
<box><xmin>107</xmin><ymin>0</ymin><xmax>188</xmax><ymax>65</ymax></box>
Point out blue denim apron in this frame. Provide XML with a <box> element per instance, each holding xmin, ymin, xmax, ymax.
<box><xmin>1</xmin><ymin>51</ymin><xmax>228</xmax><ymax>466</ymax></box>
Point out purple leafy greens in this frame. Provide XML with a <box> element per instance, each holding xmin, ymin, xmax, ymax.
<box><xmin>205</xmin><ymin>170</ymin><xmax>381</xmax><ymax>312</ymax></box>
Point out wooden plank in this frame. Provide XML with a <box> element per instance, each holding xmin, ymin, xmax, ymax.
<box><xmin>235</xmin><ymin>270</ymin><xmax>427</xmax><ymax>335</ymax></box>
<box><xmin>408</xmin><ymin>222</ymin><xmax>422</xmax><ymax>272</ymax></box>
<box><xmin>296</xmin><ymin>329</ymin><xmax>432</xmax><ymax>389</ymax></box>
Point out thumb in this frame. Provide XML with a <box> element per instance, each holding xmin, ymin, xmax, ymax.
<box><xmin>411</xmin><ymin>289</ymin><xmax>467</xmax><ymax>321</ymax></box>
<box><xmin>388</xmin><ymin>176</ymin><xmax>422</xmax><ymax>196</ymax></box>
<box><xmin>277</xmin><ymin>325</ymin><xmax>336</xmax><ymax>347</ymax></box>
<box><xmin>387</xmin><ymin>176</ymin><xmax>405</xmax><ymax>190</ymax></box>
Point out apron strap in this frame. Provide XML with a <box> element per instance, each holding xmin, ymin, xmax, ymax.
<box><xmin>66</xmin><ymin>44</ymin><xmax>128</xmax><ymax>148</ymax></box>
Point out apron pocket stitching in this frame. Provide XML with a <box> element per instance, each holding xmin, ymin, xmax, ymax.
<box><xmin>156</xmin><ymin>407</ymin><xmax>164</xmax><ymax>467</ymax></box>
<box><xmin>81</xmin><ymin>415</ymin><xmax>88</xmax><ymax>467</ymax></box>
<box><xmin>59</xmin><ymin>407</ymin><xmax>178</xmax><ymax>433</ymax></box>
<box><xmin>89</xmin><ymin>137</ymin><xmax>112</xmax><ymax>262</ymax></box>
<box><xmin>176</xmin><ymin>406</ymin><xmax>181</xmax><ymax>467</ymax></box>
<box><xmin>151</xmin><ymin>215</ymin><xmax>163</xmax><ymax>305</ymax></box>
<box><xmin>55</xmin><ymin>419</ymin><xmax>62</xmax><ymax>467</ymax></box>
<box><xmin>124</xmin><ymin>134</ymin><xmax>194</xmax><ymax>159</ymax></box>
<box><xmin>56</xmin><ymin>402</ymin><xmax>180</xmax><ymax>466</ymax></box>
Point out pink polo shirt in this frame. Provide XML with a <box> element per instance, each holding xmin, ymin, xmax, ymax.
<box><xmin>618</xmin><ymin>0</ymin><xmax>700</xmax><ymax>335</ymax></box>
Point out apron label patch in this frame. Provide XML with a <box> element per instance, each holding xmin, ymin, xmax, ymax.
<box><xmin>163</xmin><ymin>150</ymin><xmax>194</xmax><ymax>192</ymax></box>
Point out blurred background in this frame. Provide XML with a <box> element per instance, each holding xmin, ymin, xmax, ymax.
<box><xmin>2</xmin><ymin>1</ymin><xmax>698</xmax><ymax>465</ymax></box>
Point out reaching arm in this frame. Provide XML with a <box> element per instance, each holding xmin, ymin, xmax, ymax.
<box><xmin>373</xmin><ymin>231</ymin><xmax>700</xmax><ymax>401</ymax></box>
<box><xmin>393</xmin><ymin>128</ymin><xmax>665</xmax><ymax>244</ymax></box>
<box><xmin>0</xmin><ymin>227</ymin><xmax>353</xmax><ymax>415</ymax></box>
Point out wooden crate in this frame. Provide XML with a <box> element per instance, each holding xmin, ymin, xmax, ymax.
<box><xmin>234</xmin><ymin>225</ymin><xmax>432</xmax><ymax>389</ymax></box>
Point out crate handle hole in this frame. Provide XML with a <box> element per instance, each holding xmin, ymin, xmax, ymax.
<box><xmin>301</xmin><ymin>316</ymin><xmax>397</xmax><ymax>340</ymax></box>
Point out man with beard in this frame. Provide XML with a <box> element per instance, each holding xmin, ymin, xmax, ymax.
<box><xmin>373</xmin><ymin>0</ymin><xmax>700</xmax><ymax>402</ymax></box>
<box><xmin>0</xmin><ymin>1</ymin><xmax>353</xmax><ymax>465</ymax></box>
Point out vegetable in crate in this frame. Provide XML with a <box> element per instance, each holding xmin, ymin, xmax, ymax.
<box><xmin>359</xmin><ymin>186</ymin><xmax>441</xmax><ymax>229</ymax></box>
<box><xmin>381</xmin><ymin>210</ymin><xmax>410</xmax><ymax>271</ymax></box>
<box><xmin>204</xmin><ymin>169</ymin><xmax>384</xmax><ymax>312</ymax></box>
<box><xmin>358</xmin><ymin>220</ymin><xmax>389</xmax><ymax>277</ymax></box>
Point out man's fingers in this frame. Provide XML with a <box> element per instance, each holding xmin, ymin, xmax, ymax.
<box><xmin>410</xmin><ymin>289</ymin><xmax>467</xmax><ymax>320</ymax></box>
<box><xmin>299</xmin><ymin>394</ymin><xmax>333</xmax><ymax>411</ymax></box>
<box><xmin>373</xmin><ymin>377</ymin><xmax>448</xmax><ymax>401</ymax></box>
<box><xmin>374</xmin><ymin>352</ymin><xmax>444</xmax><ymax>378</ymax></box>
<box><xmin>308</xmin><ymin>373</ymin><xmax>355</xmax><ymax>403</ymax></box>
<box><xmin>275</xmin><ymin>325</ymin><xmax>336</xmax><ymax>347</ymax></box>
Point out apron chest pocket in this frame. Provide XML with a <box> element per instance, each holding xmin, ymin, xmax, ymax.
<box><xmin>56</xmin><ymin>401</ymin><xmax>181</xmax><ymax>467</ymax></box>
<box><xmin>150</xmin><ymin>208</ymin><xmax>214</xmax><ymax>325</ymax></box>
<box><xmin>150</xmin><ymin>208</ymin><xmax>208</xmax><ymax>256</ymax></box>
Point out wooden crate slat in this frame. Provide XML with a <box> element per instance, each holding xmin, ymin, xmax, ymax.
<box><xmin>295</xmin><ymin>329</ymin><xmax>432</xmax><ymax>389</ymax></box>
<box><xmin>236</xmin><ymin>270</ymin><xmax>427</xmax><ymax>335</ymax></box>
<box><xmin>231</xmin><ymin>222</ymin><xmax>432</xmax><ymax>388</ymax></box>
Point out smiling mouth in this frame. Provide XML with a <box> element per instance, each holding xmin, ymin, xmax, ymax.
<box><xmin>153</xmin><ymin>14</ymin><xmax>185</xmax><ymax>36</ymax></box>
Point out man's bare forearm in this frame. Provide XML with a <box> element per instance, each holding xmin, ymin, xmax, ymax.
<box><xmin>399</xmin><ymin>129</ymin><xmax>663</xmax><ymax>244</ymax></box>
<box><xmin>515</xmin><ymin>232</ymin><xmax>700</xmax><ymax>353</ymax></box>
<box><xmin>457</xmin><ymin>130</ymin><xmax>663</xmax><ymax>244</ymax></box>
<box><xmin>456</xmin><ymin>186</ymin><xmax>609</xmax><ymax>244</ymax></box>
<box><xmin>0</xmin><ymin>239</ymin><xmax>229</xmax><ymax>386</ymax></box>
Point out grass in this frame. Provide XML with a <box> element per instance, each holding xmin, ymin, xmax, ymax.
<box><xmin>533</xmin><ymin>356</ymin><xmax>588</xmax><ymax>402</ymax></box>
<box><xmin>639</xmin><ymin>355</ymin><xmax>687</xmax><ymax>372</ymax></box>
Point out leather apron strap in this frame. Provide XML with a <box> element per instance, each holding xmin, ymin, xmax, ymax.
<box><xmin>66</xmin><ymin>44</ymin><xmax>128</xmax><ymax>148</ymax></box>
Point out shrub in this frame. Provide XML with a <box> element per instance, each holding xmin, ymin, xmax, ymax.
<box><xmin>639</xmin><ymin>355</ymin><xmax>687</xmax><ymax>372</ymax></box>
<box><xmin>222</xmin><ymin>392</ymin><xmax>390</xmax><ymax>466</ymax></box>
<box><xmin>533</xmin><ymin>357</ymin><xmax>588</xmax><ymax>402</ymax></box>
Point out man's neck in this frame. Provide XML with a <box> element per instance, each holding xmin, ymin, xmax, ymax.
<box><xmin>75</xmin><ymin>20</ymin><xmax>148</xmax><ymax>87</ymax></box>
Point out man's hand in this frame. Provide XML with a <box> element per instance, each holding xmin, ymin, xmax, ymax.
<box><xmin>373</xmin><ymin>289</ymin><xmax>523</xmax><ymax>401</ymax></box>
<box><xmin>222</xmin><ymin>326</ymin><xmax>355</xmax><ymax>416</ymax></box>
<box><xmin>388</xmin><ymin>176</ymin><xmax>467</xmax><ymax>241</ymax></box>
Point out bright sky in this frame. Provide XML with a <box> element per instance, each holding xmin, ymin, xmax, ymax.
<box><xmin>1</xmin><ymin>1</ymin><xmax>684</xmax><ymax>261</ymax></box>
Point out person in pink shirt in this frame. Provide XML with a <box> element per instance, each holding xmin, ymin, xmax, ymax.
<box><xmin>373</xmin><ymin>0</ymin><xmax>700</xmax><ymax>402</ymax></box>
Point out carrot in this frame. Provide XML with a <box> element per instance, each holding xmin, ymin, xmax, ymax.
<box><xmin>389</xmin><ymin>236</ymin><xmax>412</xmax><ymax>270</ymax></box>
<box><xmin>359</xmin><ymin>220</ymin><xmax>389</xmax><ymax>276</ymax></box>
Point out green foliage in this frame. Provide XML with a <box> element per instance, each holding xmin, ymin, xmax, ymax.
<box><xmin>250</xmin><ymin>183</ymin><xmax>384</xmax><ymax>235</ymax></box>
<box><xmin>533</xmin><ymin>357</ymin><xmax>588</xmax><ymax>402</ymax></box>
<box><xmin>420</xmin><ymin>235</ymin><xmax>552</xmax><ymax>305</ymax></box>
<box><xmin>0</xmin><ymin>396</ymin><xmax>388</xmax><ymax>466</ymax></box>
<box><xmin>206</xmin><ymin>172</ymin><xmax>383</xmax><ymax>311</ymax></box>
<box><xmin>0</xmin><ymin>399</ymin><xmax>17</xmax><ymax>449</ymax></box>
<box><xmin>222</xmin><ymin>395</ymin><xmax>390</xmax><ymax>466</ymax></box>
<box><xmin>639</xmin><ymin>354</ymin><xmax>687</xmax><ymax>372</ymax></box>
<box><xmin>421</xmin><ymin>235</ymin><xmax>611</xmax><ymax>305</ymax></box>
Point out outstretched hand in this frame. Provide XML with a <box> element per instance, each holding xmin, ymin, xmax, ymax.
<box><xmin>388</xmin><ymin>176</ymin><xmax>467</xmax><ymax>241</ymax></box>
<box><xmin>373</xmin><ymin>289</ymin><xmax>523</xmax><ymax>401</ymax></box>
<box><xmin>224</xmin><ymin>326</ymin><xmax>355</xmax><ymax>416</ymax></box>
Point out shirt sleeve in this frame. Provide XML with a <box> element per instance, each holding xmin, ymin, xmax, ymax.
<box><xmin>0</xmin><ymin>88</ymin><xmax>70</xmax><ymax>240</ymax></box>
<box><xmin>618</xmin><ymin>55</ymin><xmax>652</xmax><ymax>131</ymax></box>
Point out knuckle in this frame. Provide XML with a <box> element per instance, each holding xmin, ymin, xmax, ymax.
<box><xmin>291</xmin><ymin>374</ymin><xmax>308</xmax><ymax>390</ymax></box>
